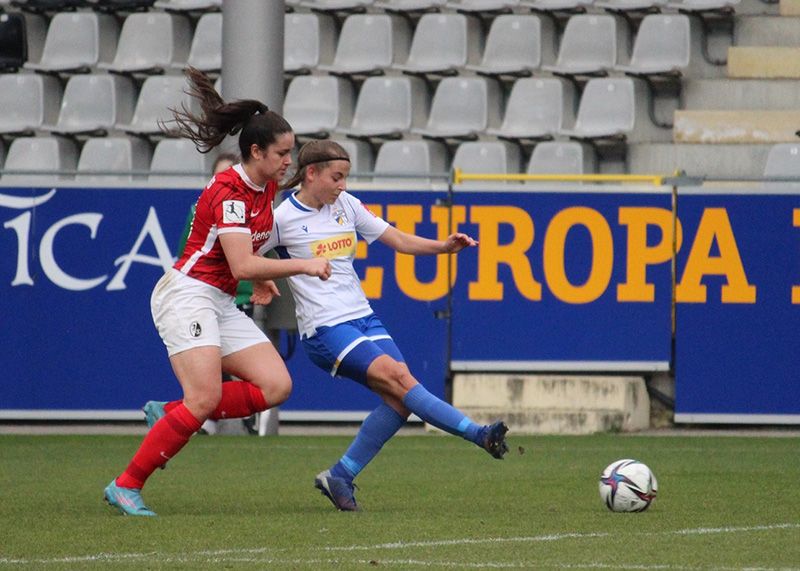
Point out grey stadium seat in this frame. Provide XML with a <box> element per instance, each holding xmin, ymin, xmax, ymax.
<box><xmin>298</xmin><ymin>0</ymin><xmax>375</xmax><ymax>11</ymax></box>
<box><xmin>373</xmin><ymin>140</ymin><xmax>449</xmax><ymax>183</ymax></box>
<box><xmin>116</xmin><ymin>76</ymin><xmax>195</xmax><ymax>136</ymax></box>
<box><xmin>318</xmin><ymin>14</ymin><xmax>411</xmax><ymax>77</ymax></box>
<box><xmin>446</xmin><ymin>0</ymin><xmax>521</xmax><ymax>10</ymax></box>
<box><xmin>465</xmin><ymin>14</ymin><xmax>554</xmax><ymax>77</ymax></box>
<box><xmin>763</xmin><ymin>144</ymin><xmax>800</xmax><ymax>179</ymax></box>
<box><xmin>149</xmin><ymin>138</ymin><xmax>216</xmax><ymax>186</ymax></box>
<box><xmin>615</xmin><ymin>15</ymin><xmax>691</xmax><ymax>75</ymax></box>
<box><xmin>542</xmin><ymin>15</ymin><xmax>629</xmax><ymax>77</ymax></box>
<box><xmin>486</xmin><ymin>77</ymin><xmax>575</xmax><ymax>141</ymax></box>
<box><xmin>42</xmin><ymin>74</ymin><xmax>136</xmax><ymax>136</ymax></box>
<box><xmin>76</xmin><ymin>137</ymin><xmax>153</xmax><ymax>183</ymax></box>
<box><xmin>178</xmin><ymin>12</ymin><xmax>221</xmax><ymax>73</ymax></box>
<box><xmin>332</xmin><ymin>138</ymin><xmax>374</xmax><ymax>175</ymax></box>
<box><xmin>452</xmin><ymin>141</ymin><xmax>522</xmax><ymax>186</ymax></box>
<box><xmin>99</xmin><ymin>12</ymin><xmax>191</xmax><ymax>75</ymax></box>
<box><xmin>284</xmin><ymin>12</ymin><xmax>337</xmax><ymax>75</ymax></box>
<box><xmin>519</xmin><ymin>0</ymin><xmax>594</xmax><ymax>12</ymax></box>
<box><xmin>393</xmin><ymin>13</ymin><xmax>483</xmax><ymax>76</ymax></box>
<box><xmin>153</xmin><ymin>0</ymin><xmax>222</xmax><ymax>11</ymax></box>
<box><xmin>412</xmin><ymin>76</ymin><xmax>502</xmax><ymax>140</ymax></box>
<box><xmin>25</xmin><ymin>12</ymin><xmax>119</xmax><ymax>74</ymax></box>
<box><xmin>374</xmin><ymin>0</ymin><xmax>447</xmax><ymax>9</ymax></box>
<box><xmin>666</xmin><ymin>0</ymin><xmax>740</xmax><ymax>11</ymax></box>
<box><xmin>283</xmin><ymin>75</ymin><xmax>355</xmax><ymax>138</ymax></box>
<box><xmin>336</xmin><ymin>76</ymin><xmax>429</xmax><ymax>140</ymax></box>
<box><xmin>595</xmin><ymin>0</ymin><xmax>668</xmax><ymax>10</ymax></box>
<box><xmin>2</xmin><ymin>136</ymin><xmax>79</xmax><ymax>184</ymax></box>
<box><xmin>0</xmin><ymin>74</ymin><xmax>62</xmax><ymax>135</ymax></box>
<box><xmin>526</xmin><ymin>141</ymin><xmax>597</xmax><ymax>178</ymax></box>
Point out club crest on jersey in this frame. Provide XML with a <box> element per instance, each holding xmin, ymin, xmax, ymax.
<box><xmin>311</xmin><ymin>232</ymin><xmax>356</xmax><ymax>259</ymax></box>
<box><xmin>332</xmin><ymin>207</ymin><xmax>348</xmax><ymax>226</ymax></box>
<box><xmin>222</xmin><ymin>200</ymin><xmax>246</xmax><ymax>224</ymax></box>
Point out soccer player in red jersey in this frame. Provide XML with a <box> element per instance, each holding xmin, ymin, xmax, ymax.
<box><xmin>104</xmin><ymin>68</ymin><xmax>331</xmax><ymax>516</ymax></box>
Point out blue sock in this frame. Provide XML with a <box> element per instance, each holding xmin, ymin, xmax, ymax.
<box><xmin>329</xmin><ymin>403</ymin><xmax>406</xmax><ymax>483</ymax></box>
<box><xmin>402</xmin><ymin>384</ymin><xmax>483</xmax><ymax>444</ymax></box>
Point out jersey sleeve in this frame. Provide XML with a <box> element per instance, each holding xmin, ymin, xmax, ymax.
<box><xmin>209</xmin><ymin>179</ymin><xmax>251</xmax><ymax>236</ymax></box>
<box><xmin>344</xmin><ymin>192</ymin><xmax>390</xmax><ymax>244</ymax></box>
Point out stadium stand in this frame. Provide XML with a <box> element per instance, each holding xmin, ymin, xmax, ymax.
<box><xmin>0</xmin><ymin>73</ymin><xmax>62</xmax><ymax>135</ymax></box>
<box><xmin>526</xmin><ymin>141</ymin><xmax>597</xmax><ymax>178</ymax></box>
<box><xmin>392</xmin><ymin>12</ymin><xmax>483</xmax><ymax>76</ymax></box>
<box><xmin>412</xmin><ymin>76</ymin><xmax>502</xmax><ymax>140</ymax></box>
<box><xmin>116</xmin><ymin>75</ymin><xmax>193</xmax><ymax>136</ymax></box>
<box><xmin>2</xmin><ymin>136</ymin><xmax>78</xmax><ymax>184</ymax></box>
<box><xmin>486</xmin><ymin>77</ymin><xmax>575</xmax><ymax>141</ymax></box>
<box><xmin>152</xmin><ymin>0</ymin><xmax>221</xmax><ymax>11</ymax></box>
<box><xmin>446</xmin><ymin>0</ymin><xmax>522</xmax><ymax>11</ymax></box>
<box><xmin>298</xmin><ymin>0</ymin><xmax>375</xmax><ymax>12</ymax></box>
<box><xmin>333</xmin><ymin>138</ymin><xmax>375</xmax><ymax>174</ymax></box>
<box><xmin>178</xmin><ymin>11</ymin><xmax>220</xmax><ymax>73</ymax></box>
<box><xmin>149</xmin><ymin>138</ymin><xmax>215</xmax><ymax>185</ymax></box>
<box><xmin>24</xmin><ymin>11</ymin><xmax>118</xmax><ymax>73</ymax></box>
<box><xmin>283</xmin><ymin>75</ymin><xmax>355</xmax><ymax>138</ymax></box>
<box><xmin>452</xmin><ymin>141</ymin><xmax>522</xmax><ymax>186</ymax></box>
<box><xmin>336</xmin><ymin>76</ymin><xmax>430</xmax><ymax>140</ymax></box>
<box><xmin>42</xmin><ymin>73</ymin><xmax>135</xmax><ymax>136</ymax></box>
<box><xmin>464</xmin><ymin>14</ymin><xmax>555</xmax><ymax>77</ymax></box>
<box><xmin>541</xmin><ymin>14</ymin><xmax>629</xmax><ymax>77</ymax></box>
<box><xmin>98</xmin><ymin>12</ymin><xmax>190</xmax><ymax>74</ymax></box>
<box><xmin>75</xmin><ymin>136</ymin><xmax>152</xmax><ymax>182</ymax></box>
<box><xmin>284</xmin><ymin>12</ymin><xmax>337</xmax><ymax>75</ymax></box>
<box><xmin>373</xmin><ymin>140</ymin><xmax>449</xmax><ymax>182</ymax></box>
<box><xmin>763</xmin><ymin>143</ymin><xmax>800</xmax><ymax>177</ymax></box>
<box><xmin>0</xmin><ymin>11</ymin><xmax>28</xmax><ymax>71</ymax></box>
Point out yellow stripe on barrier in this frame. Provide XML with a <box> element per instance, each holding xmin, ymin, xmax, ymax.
<box><xmin>453</xmin><ymin>168</ymin><xmax>665</xmax><ymax>186</ymax></box>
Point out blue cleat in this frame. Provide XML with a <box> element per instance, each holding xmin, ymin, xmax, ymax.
<box><xmin>142</xmin><ymin>400</ymin><xmax>167</xmax><ymax>429</ymax></box>
<box><xmin>314</xmin><ymin>470</ymin><xmax>359</xmax><ymax>512</ymax></box>
<box><xmin>480</xmin><ymin>421</ymin><xmax>509</xmax><ymax>459</ymax></box>
<box><xmin>104</xmin><ymin>480</ymin><xmax>156</xmax><ymax>517</ymax></box>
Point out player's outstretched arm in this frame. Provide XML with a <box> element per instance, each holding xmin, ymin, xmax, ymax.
<box><xmin>377</xmin><ymin>226</ymin><xmax>478</xmax><ymax>255</ymax></box>
<box><xmin>220</xmin><ymin>233</ymin><xmax>331</xmax><ymax>281</ymax></box>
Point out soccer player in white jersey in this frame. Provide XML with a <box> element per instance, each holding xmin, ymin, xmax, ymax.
<box><xmin>103</xmin><ymin>69</ymin><xmax>331</xmax><ymax>517</ymax></box>
<box><xmin>255</xmin><ymin>140</ymin><xmax>509</xmax><ymax>511</ymax></box>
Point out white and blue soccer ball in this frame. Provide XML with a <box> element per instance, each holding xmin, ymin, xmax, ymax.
<box><xmin>599</xmin><ymin>459</ymin><xmax>658</xmax><ymax>512</ymax></box>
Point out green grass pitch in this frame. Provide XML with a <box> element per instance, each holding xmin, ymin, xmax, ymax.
<box><xmin>1</xmin><ymin>432</ymin><xmax>799</xmax><ymax>569</ymax></box>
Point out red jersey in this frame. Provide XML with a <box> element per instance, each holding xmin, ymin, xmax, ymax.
<box><xmin>174</xmin><ymin>164</ymin><xmax>276</xmax><ymax>296</ymax></box>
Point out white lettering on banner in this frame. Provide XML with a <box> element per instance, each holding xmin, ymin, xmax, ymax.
<box><xmin>1</xmin><ymin>190</ymin><xmax>175</xmax><ymax>291</ymax></box>
<box><xmin>107</xmin><ymin>207</ymin><xmax>174</xmax><ymax>291</ymax></box>
<box><xmin>40</xmin><ymin>213</ymin><xmax>108</xmax><ymax>291</ymax></box>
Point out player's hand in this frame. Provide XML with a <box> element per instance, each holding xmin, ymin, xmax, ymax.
<box><xmin>306</xmin><ymin>257</ymin><xmax>332</xmax><ymax>281</ymax></box>
<box><xmin>250</xmin><ymin>280</ymin><xmax>281</xmax><ymax>305</ymax></box>
<box><xmin>442</xmin><ymin>232</ymin><xmax>478</xmax><ymax>254</ymax></box>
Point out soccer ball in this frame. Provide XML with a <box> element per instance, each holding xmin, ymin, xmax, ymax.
<box><xmin>599</xmin><ymin>459</ymin><xmax>658</xmax><ymax>512</ymax></box>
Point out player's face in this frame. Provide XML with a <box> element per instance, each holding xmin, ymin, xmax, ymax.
<box><xmin>314</xmin><ymin>160</ymin><xmax>350</xmax><ymax>205</ymax></box>
<box><xmin>254</xmin><ymin>131</ymin><xmax>295</xmax><ymax>183</ymax></box>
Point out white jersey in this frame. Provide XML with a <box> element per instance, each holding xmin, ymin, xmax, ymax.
<box><xmin>260</xmin><ymin>190</ymin><xmax>390</xmax><ymax>337</ymax></box>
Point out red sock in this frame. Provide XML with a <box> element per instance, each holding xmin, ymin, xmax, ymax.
<box><xmin>116</xmin><ymin>403</ymin><xmax>201</xmax><ymax>489</ymax></box>
<box><xmin>163</xmin><ymin>382</ymin><xmax>267</xmax><ymax>419</ymax></box>
<box><xmin>209</xmin><ymin>381</ymin><xmax>268</xmax><ymax>420</ymax></box>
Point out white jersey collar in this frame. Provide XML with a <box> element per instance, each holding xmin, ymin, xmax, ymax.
<box><xmin>233</xmin><ymin>163</ymin><xmax>266</xmax><ymax>192</ymax></box>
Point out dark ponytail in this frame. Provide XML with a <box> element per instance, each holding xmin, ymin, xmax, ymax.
<box><xmin>162</xmin><ymin>67</ymin><xmax>293</xmax><ymax>160</ymax></box>
<box><xmin>281</xmin><ymin>139</ymin><xmax>350</xmax><ymax>190</ymax></box>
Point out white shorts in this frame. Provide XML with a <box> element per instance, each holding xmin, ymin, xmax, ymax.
<box><xmin>150</xmin><ymin>269</ymin><xmax>269</xmax><ymax>357</ymax></box>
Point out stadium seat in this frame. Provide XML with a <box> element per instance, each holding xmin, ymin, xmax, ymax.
<box><xmin>99</xmin><ymin>12</ymin><xmax>191</xmax><ymax>75</ymax></box>
<box><xmin>518</xmin><ymin>0</ymin><xmax>593</xmax><ymax>12</ymax></box>
<box><xmin>486</xmin><ymin>78</ymin><xmax>574</xmax><ymax>141</ymax></box>
<box><xmin>412</xmin><ymin>77</ymin><xmax>502</xmax><ymax>140</ymax></box>
<box><xmin>284</xmin><ymin>12</ymin><xmax>337</xmax><ymax>75</ymax></box>
<box><xmin>446</xmin><ymin>0</ymin><xmax>520</xmax><ymax>10</ymax></box>
<box><xmin>298</xmin><ymin>0</ymin><xmax>375</xmax><ymax>11</ymax></box>
<box><xmin>318</xmin><ymin>14</ymin><xmax>411</xmax><ymax>77</ymax></box>
<box><xmin>25</xmin><ymin>12</ymin><xmax>119</xmax><ymax>74</ymax></box>
<box><xmin>2</xmin><ymin>136</ymin><xmax>79</xmax><ymax>184</ymax></box>
<box><xmin>595</xmin><ymin>0</ymin><xmax>668</xmax><ymax>11</ymax></box>
<box><xmin>153</xmin><ymin>0</ymin><xmax>221</xmax><ymax>11</ymax></box>
<box><xmin>0</xmin><ymin>12</ymin><xmax>27</xmax><ymax>71</ymax></box>
<box><xmin>465</xmin><ymin>14</ymin><xmax>554</xmax><ymax>77</ymax></box>
<box><xmin>374</xmin><ymin>0</ymin><xmax>447</xmax><ymax>10</ymax></box>
<box><xmin>373</xmin><ymin>140</ymin><xmax>448</xmax><ymax>183</ymax></box>
<box><xmin>452</xmin><ymin>141</ymin><xmax>522</xmax><ymax>186</ymax></box>
<box><xmin>526</xmin><ymin>141</ymin><xmax>597</xmax><ymax>177</ymax></box>
<box><xmin>667</xmin><ymin>0</ymin><xmax>740</xmax><ymax>12</ymax></box>
<box><xmin>392</xmin><ymin>13</ymin><xmax>483</xmax><ymax>76</ymax></box>
<box><xmin>559</xmin><ymin>77</ymin><xmax>662</xmax><ymax>144</ymax></box>
<box><xmin>117</xmin><ymin>75</ymin><xmax>194</xmax><ymax>136</ymax></box>
<box><xmin>0</xmin><ymin>74</ymin><xmax>62</xmax><ymax>135</ymax></box>
<box><xmin>43</xmin><ymin>74</ymin><xmax>136</xmax><ymax>137</ymax></box>
<box><xmin>542</xmin><ymin>15</ymin><xmax>628</xmax><ymax>77</ymax></box>
<box><xmin>149</xmin><ymin>138</ymin><xmax>215</xmax><ymax>185</ymax></box>
<box><xmin>94</xmin><ymin>0</ymin><xmax>158</xmax><ymax>12</ymax></box>
<box><xmin>283</xmin><ymin>75</ymin><xmax>354</xmax><ymax>138</ymax></box>
<box><xmin>764</xmin><ymin>144</ymin><xmax>800</xmax><ymax>177</ymax></box>
<box><xmin>336</xmin><ymin>76</ymin><xmax>429</xmax><ymax>140</ymax></box>
<box><xmin>0</xmin><ymin>139</ymin><xmax>6</xmax><ymax>173</ymax></box>
<box><xmin>177</xmin><ymin>12</ymin><xmax>221</xmax><ymax>73</ymax></box>
<box><xmin>615</xmin><ymin>15</ymin><xmax>690</xmax><ymax>75</ymax></box>
<box><xmin>332</xmin><ymin>138</ymin><xmax>374</xmax><ymax>175</ymax></box>
<box><xmin>76</xmin><ymin>137</ymin><xmax>152</xmax><ymax>183</ymax></box>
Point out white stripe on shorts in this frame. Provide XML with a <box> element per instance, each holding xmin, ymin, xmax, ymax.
<box><xmin>331</xmin><ymin>336</ymin><xmax>369</xmax><ymax>377</ymax></box>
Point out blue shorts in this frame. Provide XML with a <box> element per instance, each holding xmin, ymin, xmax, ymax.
<box><xmin>302</xmin><ymin>314</ymin><xmax>405</xmax><ymax>384</ymax></box>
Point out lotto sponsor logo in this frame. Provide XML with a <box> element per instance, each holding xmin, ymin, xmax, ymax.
<box><xmin>312</xmin><ymin>232</ymin><xmax>356</xmax><ymax>259</ymax></box>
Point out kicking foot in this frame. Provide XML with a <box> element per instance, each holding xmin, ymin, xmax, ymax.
<box><xmin>480</xmin><ymin>421</ymin><xmax>509</xmax><ymax>459</ymax></box>
<box><xmin>104</xmin><ymin>480</ymin><xmax>156</xmax><ymax>517</ymax></box>
<box><xmin>314</xmin><ymin>470</ymin><xmax>359</xmax><ymax>512</ymax></box>
<box><xmin>142</xmin><ymin>401</ymin><xmax>167</xmax><ymax>429</ymax></box>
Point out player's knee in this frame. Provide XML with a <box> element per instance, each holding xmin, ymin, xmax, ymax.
<box><xmin>186</xmin><ymin>387</ymin><xmax>222</xmax><ymax>418</ymax></box>
<box><xmin>383</xmin><ymin>362</ymin><xmax>416</xmax><ymax>393</ymax></box>
<box><xmin>263</xmin><ymin>373</ymin><xmax>292</xmax><ymax>407</ymax></box>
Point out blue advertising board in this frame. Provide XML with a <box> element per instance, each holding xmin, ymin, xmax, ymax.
<box><xmin>674</xmin><ymin>187</ymin><xmax>800</xmax><ymax>423</ymax></box>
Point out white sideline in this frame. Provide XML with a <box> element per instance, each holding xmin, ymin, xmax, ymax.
<box><xmin>1</xmin><ymin>523</ymin><xmax>798</xmax><ymax>567</ymax></box>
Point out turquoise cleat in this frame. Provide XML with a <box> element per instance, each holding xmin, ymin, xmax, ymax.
<box><xmin>104</xmin><ymin>480</ymin><xmax>156</xmax><ymax>517</ymax></box>
<box><xmin>142</xmin><ymin>400</ymin><xmax>167</xmax><ymax>429</ymax></box>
